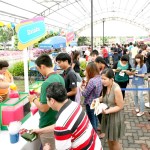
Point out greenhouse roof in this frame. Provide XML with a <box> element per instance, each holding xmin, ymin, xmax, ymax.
<box><xmin>0</xmin><ymin>0</ymin><xmax>150</xmax><ymax>36</ymax></box>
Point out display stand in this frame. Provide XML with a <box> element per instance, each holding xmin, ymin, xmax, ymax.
<box><xmin>0</xmin><ymin>112</ymin><xmax>41</xmax><ymax>150</ymax></box>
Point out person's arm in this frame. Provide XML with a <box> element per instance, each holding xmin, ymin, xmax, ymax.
<box><xmin>134</xmin><ymin>64</ymin><xmax>147</xmax><ymax>78</ymax></box>
<box><xmin>28</xmin><ymin>82</ymin><xmax>51</xmax><ymax>112</ymax></box>
<box><xmin>67</xmin><ymin>71</ymin><xmax>77</xmax><ymax>97</ymax></box>
<box><xmin>67</xmin><ymin>87</ymin><xmax>77</xmax><ymax>97</ymax></box>
<box><xmin>54</xmin><ymin>127</ymin><xmax>72</xmax><ymax>150</ymax></box>
<box><xmin>32</xmin><ymin>124</ymin><xmax>55</xmax><ymax>134</ymax></box>
<box><xmin>102</xmin><ymin>86</ymin><xmax>124</xmax><ymax>114</ymax></box>
<box><xmin>0</xmin><ymin>82</ymin><xmax>10</xmax><ymax>88</ymax></box>
<box><xmin>124</xmin><ymin>64</ymin><xmax>132</xmax><ymax>75</ymax></box>
<box><xmin>28</xmin><ymin>95</ymin><xmax>49</xmax><ymax>112</ymax></box>
<box><xmin>81</xmin><ymin>79</ymin><xmax>94</xmax><ymax>98</ymax></box>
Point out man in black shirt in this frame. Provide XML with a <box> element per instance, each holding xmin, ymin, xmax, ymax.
<box><xmin>56</xmin><ymin>53</ymin><xmax>77</xmax><ymax>101</ymax></box>
<box><xmin>111</xmin><ymin>44</ymin><xmax>119</xmax><ymax>64</ymax></box>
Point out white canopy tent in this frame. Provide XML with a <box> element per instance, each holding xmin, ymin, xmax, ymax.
<box><xmin>0</xmin><ymin>0</ymin><xmax>150</xmax><ymax>36</ymax></box>
<box><xmin>1</xmin><ymin>0</ymin><xmax>150</xmax><ymax>93</ymax></box>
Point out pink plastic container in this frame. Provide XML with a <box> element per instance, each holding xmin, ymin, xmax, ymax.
<box><xmin>30</xmin><ymin>107</ymin><xmax>38</xmax><ymax>115</ymax></box>
<box><xmin>2</xmin><ymin>105</ymin><xmax>24</xmax><ymax>125</ymax></box>
<box><xmin>9</xmin><ymin>90</ymin><xmax>19</xmax><ymax>99</ymax></box>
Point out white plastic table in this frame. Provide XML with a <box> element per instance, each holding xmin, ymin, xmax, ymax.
<box><xmin>0</xmin><ymin>112</ymin><xmax>41</xmax><ymax>150</ymax></box>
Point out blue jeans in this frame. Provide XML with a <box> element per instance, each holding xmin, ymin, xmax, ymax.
<box><xmin>86</xmin><ymin>105</ymin><xmax>98</xmax><ymax>132</ymax></box>
<box><xmin>132</xmin><ymin>85</ymin><xmax>145</xmax><ymax>112</ymax></box>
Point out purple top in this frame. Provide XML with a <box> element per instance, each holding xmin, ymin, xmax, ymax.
<box><xmin>82</xmin><ymin>75</ymin><xmax>102</xmax><ymax>106</ymax></box>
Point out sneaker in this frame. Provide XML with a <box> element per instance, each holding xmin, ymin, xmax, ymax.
<box><xmin>137</xmin><ymin>112</ymin><xmax>144</xmax><ymax>117</ymax></box>
<box><xmin>135</xmin><ymin>108</ymin><xmax>140</xmax><ymax>113</ymax></box>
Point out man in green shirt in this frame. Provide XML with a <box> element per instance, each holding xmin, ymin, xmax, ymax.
<box><xmin>28</xmin><ymin>54</ymin><xmax>65</xmax><ymax>149</ymax></box>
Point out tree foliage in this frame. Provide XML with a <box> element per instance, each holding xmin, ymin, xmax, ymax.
<box><xmin>0</xmin><ymin>26</ymin><xmax>15</xmax><ymax>50</ymax></box>
<box><xmin>77</xmin><ymin>36</ymin><xmax>90</xmax><ymax>46</ymax></box>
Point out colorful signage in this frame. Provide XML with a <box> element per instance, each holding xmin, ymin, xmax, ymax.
<box><xmin>15</xmin><ymin>17</ymin><xmax>46</xmax><ymax>50</ymax></box>
<box><xmin>66</xmin><ymin>31</ymin><xmax>74</xmax><ymax>46</ymax></box>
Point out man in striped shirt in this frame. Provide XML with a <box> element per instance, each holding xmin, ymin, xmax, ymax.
<box><xmin>43</xmin><ymin>82</ymin><xmax>103</xmax><ymax>150</ymax></box>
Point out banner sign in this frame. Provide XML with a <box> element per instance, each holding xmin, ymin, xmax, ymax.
<box><xmin>66</xmin><ymin>31</ymin><xmax>74</xmax><ymax>46</ymax></box>
<box><xmin>15</xmin><ymin>17</ymin><xmax>46</xmax><ymax>50</ymax></box>
<box><xmin>144</xmin><ymin>38</ymin><xmax>150</xmax><ymax>43</ymax></box>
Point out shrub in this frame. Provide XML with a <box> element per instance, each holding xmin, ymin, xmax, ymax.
<box><xmin>80</xmin><ymin>60</ymin><xmax>87</xmax><ymax>77</ymax></box>
<box><xmin>9</xmin><ymin>61</ymin><xmax>24</xmax><ymax>76</ymax></box>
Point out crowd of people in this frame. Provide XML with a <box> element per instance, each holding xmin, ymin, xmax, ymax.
<box><xmin>0</xmin><ymin>42</ymin><xmax>149</xmax><ymax>150</ymax></box>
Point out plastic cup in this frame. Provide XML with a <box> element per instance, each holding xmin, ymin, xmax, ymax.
<box><xmin>10</xmin><ymin>133</ymin><xmax>19</xmax><ymax>144</ymax></box>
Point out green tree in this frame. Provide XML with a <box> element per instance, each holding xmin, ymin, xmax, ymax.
<box><xmin>100</xmin><ymin>36</ymin><xmax>109</xmax><ymax>45</ymax></box>
<box><xmin>14</xmin><ymin>35</ymin><xmax>19</xmax><ymax>50</ymax></box>
<box><xmin>33</xmin><ymin>31</ymin><xmax>59</xmax><ymax>48</ymax></box>
<box><xmin>0</xmin><ymin>25</ymin><xmax>15</xmax><ymax>50</ymax></box>
<box><xmin>77</xmin><ymin>36</ymin><xmax>89</xmax><ymax>46</ymax></box>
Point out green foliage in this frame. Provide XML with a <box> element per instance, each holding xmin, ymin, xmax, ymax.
<box><xmin>0</xmin><ymin>26</ymin><xmax>15</xmax><ymax>50</ymax></box>
<box><xmin>14</xmin><ymin>35</ymin><xmax>19</xmax><ymax>49</ymax></box>
<box><xmin>9</xmin><ymin>61</ymin><xmax>24</xmax><ymax>76</ymax></box>
<box><xmin>100</xmin><ymin>36</ymin><xmax>109</xmax><ymax>45</ymax></box>
<box><xmin>80</xmin><ymin>60</ymin><xmax>87</xmax><ymax>77</ymax></box>
<box><xmin>33</xmin><ymin>31</ymin><xmax>59</xmax><ymax>48</ymax></box>
<box><xmin>77</xmin><ymin>36</ymin><xmax>89</xmax><ymax>46</ymax></box>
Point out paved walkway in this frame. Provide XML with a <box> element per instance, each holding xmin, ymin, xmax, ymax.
<box><xmin>102</xmin><ymin>85</ymin><xmax>150</xmax><ymax>150</ymax></box>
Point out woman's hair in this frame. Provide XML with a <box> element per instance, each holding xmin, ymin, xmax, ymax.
<box><xmin>72</xmin><ymin>51</ymin><xmax>80</xmax><ymax>61</ymax></box>
<box><xmin>135</xmin><ymin>54</ymin><xmax>144</xmax><ymax>68</ymax></box>
<box><xmin>95</xmin><ymin>56</ymin><xmax>108</xmax><ymax>67</ymax></box>
<box><xmin>101</xmin><ymin>68</ymin><xmax>114</xmax><ymax>97</ymax></box>
<box><xmin>86</xmin><ymin>62</ymin><xmax>99</xmax><ymax>83</ymax></box>
<box><xmin>141</xmin><ymin>44</ymin><xmax>147</xmax><ymax>51</ymax></box>
<box><xmin>0</xmin><ymin>60</ymin><xmax>9</xmax><ymax>70</ymax></box>
<box><xmin>120</xmin><ymin>54</ymin><xmax>129</xmax><ymax>62</ymax></box>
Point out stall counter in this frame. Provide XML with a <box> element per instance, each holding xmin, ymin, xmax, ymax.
<box><xmin>0</xmin><ymin>112</ymin><xmax>41</xmax><ymax>150</ymax></box>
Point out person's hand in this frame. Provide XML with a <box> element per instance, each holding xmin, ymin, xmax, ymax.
<box><xmin>28</xmin><ymin>94</ymin><xmax>37</xmax><ymax>103</ymax></box>
<box><xmin>99</xmin><ymin>97</ymin><xmax>103</xmax><ymax>103</ymax></box>
<box><xmin>43</xmin><ymin>143</ymin><xmax>51</xmax><ymax>150</ymax></box>
<box><xmin>102</xmin><ymin>109</ymin><xmax>109</xmax><ymax>114</ymax></box>
<box><xmin>124</xmin><ymin>70</ymin><xmax>130</xmax><ymax>74</ymax></box>
<box><xmin>30</xmin><ymin>129</ymin><xmax>42</xmax><ymax>134</ymax></box>
<box><xmin>0</xmin><ymin>96</ymin><xmax>3</xmax><ymax>102</ymax></box>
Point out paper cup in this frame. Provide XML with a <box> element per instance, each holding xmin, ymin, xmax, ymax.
<box><xmin>10</xmin><ymin>133</ymin><xmax>19</xmax><ymax>144</ymax></box>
